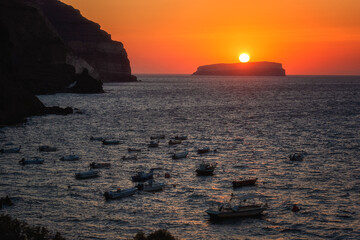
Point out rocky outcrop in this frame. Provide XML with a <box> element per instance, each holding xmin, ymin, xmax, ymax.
<box><xmin>32</xmin><ymin>0</ymin><xmax>137</xmax><ymax>82</ymax></box>
<box><xmin>193</xmin><ymin>62</ymin><xmax>286</xmax><ymax>76</ymax></box>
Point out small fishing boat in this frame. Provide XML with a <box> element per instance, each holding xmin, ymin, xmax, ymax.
<box><xmin>197</xmin><ymin>147</ymin><xmax>210</xmax><ymax>154</ymax></box>
<box><xmin>172</xmin><ymin>151</ymin><xmax>188</xmax><ymax>159</ymax></box>
<box><xmin>148</xmin><ymin>141</ymin><xmax>159</xmax><ymax>148</ymax></box>
<box><xmin>19</xmin><ymin>157</ymin><xmax>44</xmax><ymax>165</ymax></box>
<box><xmin>232</xmin><ymin>178</ymin><xmax>258</xmax><ymax>188</ymax></box>
<box><xmin>150</xmin><ymin>135</ymin><xmax>165</xmax><ymax>140</ymax></box>
<box><xmin>60</xmin><ymin>155</ymin><xmax>80</xmax><ymax>161</ymax></box>
<box><xmin>131</xmin><ymin>169</ymin><xmax>154</xmax><ymax>182</ymax></box>
<box><xmin>174</xmin><ymin>135</ymin><xmax>187</xmax><ymax>140</ymax></box>
<box><xmin>90</xmin><ymin>162</ymin><xmax>111</xmax><ymax>169</ymax></box>
<box><xmin>122</xmin><ymin>155</ymin><xmax>138</xmax><ymax>161</ymax></box>
<box><xmin>1</xmin><ymin>146</ymin><xmax>21</xmax><ymax>153</ymax></box>
<box><xmin>137</xmin><ymin>180</ymin><xmax>165</xmax><ymax>192</ymax></box>
<box><xmin>196</xmin><ymin>162</ymin><xmax>217</xmax><ymax>176</ymax></box>
<box><xmin>103</xmin><ymin>187</ymin><xmax>137</xmax><ymax>200</ymax></box>
<box><xmin>289</xmin><ymin>152</ymin><xmax>307</xmax><ymax>161</ymax></box>
<box><xmin>102</xmin><ymin>140</ymin><xmax>120</xmax><ymax>145</ymax></box>
<box><xmin>205</xmin><ymin>196</ymin><xmax>268</xmax><ymax>219</ymax></box>
<box><xmin>75</xmin><ymin>170</ymin><xmax>100</xmax><ymax>180</ymax></box>
<box><xmin>169</xmin><ymin>140</ymin><xmax>182</xmax><ymax>145</ymax></box>
<box><xmin>90</xmin><ymin>136</ymin><xmax>104</xmax><ymax>141</ymax></box>
<box><xmin>128</xmin><ymin>148</ymin><xmax>141</xmax><ymax>152</ymax></box>
<box><xmin>39</xmin><ymin>145</ymin><xmax>57</xmax><ymax>152</ymax></box>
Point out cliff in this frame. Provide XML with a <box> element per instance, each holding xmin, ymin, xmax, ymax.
<box><xmin>32</xmin><ymin>0</ymin><xmax>137</xmax><ymax>82</ymax></box>
<box><xmin>0</xmin><ymin>0</ymin><xmax>102</xmax><ymax>125</ymax></box>
<box><xmin>193</xmin><ymin>62</ymin><xmax>286</xmax><ymax>76</ymax></box>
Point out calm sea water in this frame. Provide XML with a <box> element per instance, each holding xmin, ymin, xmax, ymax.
<box><xmin>1</xmin><ymin>75</ymin><xmax>360</xmax><ymax>239</ymax></box>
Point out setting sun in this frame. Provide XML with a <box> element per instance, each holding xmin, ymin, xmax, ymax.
<box><xmin>239</xmin><ymin>53</ymin><xmax>250</xmax><ymax>63</ymax></box>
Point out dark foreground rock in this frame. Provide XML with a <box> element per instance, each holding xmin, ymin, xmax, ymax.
<box><xmin>193</xmin><ymin>62</ymin><xmax>286</xmax><ymax>76</ymax></box>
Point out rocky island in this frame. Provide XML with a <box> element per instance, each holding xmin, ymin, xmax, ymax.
<box><xmin>193</xmin><ymin>62</ymin><xmax>286</xmax><ymax>76</ymax></box>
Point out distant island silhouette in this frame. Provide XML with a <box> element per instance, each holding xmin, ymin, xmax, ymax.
<box><xmin>193</xmin><ymin>62</ymin><xmax>286</xmax><ymax>76</ymax></box>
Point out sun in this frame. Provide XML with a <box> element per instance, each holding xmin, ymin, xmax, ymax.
<box><xmin>239</xmin><ymin>53</ymin><xmax>250</xmax><ymax>63</ymax></box>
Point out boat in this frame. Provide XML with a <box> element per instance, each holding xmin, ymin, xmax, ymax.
<box><xmin>150</xmin><ymin>135</ymin><xmax>165</xmax><ymax>140</ymax></box>
<box><xmin>169</xmin><ymin>140</ymin><xmax>182</xmax><ymax>145</ymax></box>
<box><xmin>197</xmin><ymin>147</ymin><xmax>210</xmax><ymax>154</ymax></box>
<box><xmin>196</xmin><ymin>162</ymin><xmax>217</xmax><ymax>176</ymax></box>
<box><xmin>39</xmin><ymin>145</ymin><xmax>57</xmax><ymax>152</ymax></box>
<box><xmin>174</xmin><ymin>135</ymin><xmax>187</xmax><ymax>140</ymax></box>
<box><xmin>102</xmin><ymin>140</ymin><xmax>120</xmax><ymax>145</ymax></box>
<box><xmin>289</xmin><ymin>152</ymin><xmax>307</xmax><ymax>161</ymax></box>
<box><xmin>172</xmin><ymin>151</ymin><xmax>188</xmax><ymax>159</ymax></box>
<box><xmin>103</xmin><ymin>187</ymin><xmax>137</xmax><ymax>200</ymax></box>
<box><xmin>90</xmin><ymin>162</ymin><xmax>111</xmax><ymax>169</ymax></box>
<box><xmin>75</xmin><ymin>170</ymin><xmax>100</xmax><ymax>180</ymax></box>
<box><xmin>148</xmin><ymin>141</ymin><xmax>159</xmax><ymax>148</ymax></box>
<box><xmin>0</xmin><ymin>146</ymin><xmax>21</xmax><ymax>153</ymax></box>
<box><xmin>60</xmin><ymin>155</ymin><xmax>80</xmax><ymax>161</ymax></box>
<box><xmin>122</xmin><ymin>155</ymin><xmax>138</xmax><ymax>161</ymax></box>
<box><xmin>137</xmin><ymin>180</ymin><xmax>165</xmax><ymax>192</ymax></box>
<box><xmin>131</xmin><ymin>169</ymin><xmax>154</xmax><ymax>182</ymax></box>
<box><xmin>128</xmin><ymin>148</ymin><xmax>141</xmax><ymax>152</ymax></box>
<box><xmin>19</xmin><ymin>157</ymin><xmax>44</xmax><ymax>165</ymax></box>
<box><xmin>232</xmin><ymin>178</ymin><xmax>258</xmax><ymax>188</ymax></box>
<box><xmin>205</xmin><ymin>196</ymin><xmax>268</xmax><ymax>219</ymax></box>
<box><xmin>90</xmin><ymin>136</ymin><xmax>104</xmax><ymax>141</ymax></box>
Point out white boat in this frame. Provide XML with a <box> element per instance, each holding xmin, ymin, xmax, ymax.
<box><xmin>148</xmin><ymin>141</ymin><xmax>159</xmax><ymax>148</ymax></box>
<box><xmin>75</xmin><ymin>170</ymin><xmax>100</xmax><ymax>179</ymax></box>
<box><xmin>131</xmin><ymin>169</ymin><xmax>154</xmax><ymax>182</ymax></box>
<box><xmin>39</xmin><ymin>145</ymin><xmax>57</xmax><ymax>152</ymax></box>
<box><xmin>137</xmin><ymin>180</ymin><xmax>165</xmax><ymax>192</ymax></box>
<box><xmin>90</xmin><ymin>162</ymin><xmax>111</xmax><ymax>169</ymax></box>
<box><xmin>1</xmin><ymin>146</ymin><xmax>21</xmax><ymax>153</ymax></box>
<box><xmin>103</xmin><ymin>187</ymin><xmax>137</xmax><ymax>200</ymax></box>
<box><xmin>172</xmin><ymin>151</ymin><xmax>188</xmax><ymax>159</ymax></box>
<box><xmin>102</xmin><ymin>140</ymin><xmax>120</xmax><ymax>145</ymax></box>
<box><xmin>174</xmin><ymin>135</ymin><xmax>187</xmax><ymax>140</ymax></box>
<box><xmin>19</xmin><ymin>157</ymin><xmax>44</xmax><ymax>165</ymax></box>
<box><xmin>122</xmin><ymin>155</ymin><xmax>138</xmax><ymax>160</ymax></box>
<box><xmin>196</xmin><ymin>162</ymin><xmax>217</xmax><ymax>175</ymax></box>
<box><xmin>205</xmin><ymin>196</ymin><xmax>268</xmax><ymax>219</ymax></box>
<box><xmin>60</xmin><ymin>155</ymin><xmax>80</xmax><ymax>161</ymax></box>
<box><xmin>90</xmin><ymin>136</ymin><xmax>104</xmax><ymax>141</ymax></box>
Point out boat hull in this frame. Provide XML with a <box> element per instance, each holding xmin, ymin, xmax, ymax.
<box><xmin>206</xmin><ymin>207</ymin><xmax>266</xmax><ymax>219</ymax></box>
<box><xmin>196</xmin><ymin>170</ymin><xmax>214</xmax><ymax>176</ymax></box>
<box><xmin>104</xmin><ymin>188</ymin><xmax>137</xmax><ymax>200</ymax></box>
<box><xmin>232</xmin><ymin>178</ymin><xmax>257</xmax><ymax>188</ymax></box>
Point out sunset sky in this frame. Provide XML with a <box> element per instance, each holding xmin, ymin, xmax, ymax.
<box><xmin>62</xmin><ymin>0</ymin><xmax>360</xmax><ymax>75</ymax></box>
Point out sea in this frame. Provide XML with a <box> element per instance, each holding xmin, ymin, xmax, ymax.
<box><xmin>0</xmin><ymin>75</ymin><xmax>359</xmax><ymax>239</ymax></box>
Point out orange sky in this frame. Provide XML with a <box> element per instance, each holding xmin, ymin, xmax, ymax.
<box><xmin>62</xmin><ymin>0</ymin><xmax>360</xmax><ymax>75</ymax></box>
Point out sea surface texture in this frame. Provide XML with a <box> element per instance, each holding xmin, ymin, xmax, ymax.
<box><xmin>1</xmin><ymin>75</ymin><xmax>359</xmax><ymax>239</ymax></box>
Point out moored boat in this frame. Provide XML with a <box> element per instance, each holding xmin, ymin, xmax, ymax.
<box><xmin>19</xmin><ymin>157</ymin><xmax>44</xmax><ymax>165</ymax></box>
<box><xmin>169</xmin><ymin>140</ymin><xmax>182</xmax><ymax>145</ymax></box>
<box><xmin>75</xmin><ymin>170</ymin><xmax>100</xmax><ymax>179</ymax></box>
<box><xmin>148</xmin><ymin>141</ymin><xmax>159</xmax><ymax>148</ymax></box>
<box><xmin>90</xmin><ymin>162</ymin><xmax>111</xmax><ymax>169</ymax></box>
<box><xmin>131</xmin><ymin>169</ymin><xmax>154</xmax><ymax>182</ymax></box>
<box><xmin>137</xmin><ymin>180</ymin><xmax>165</xmax><ymax>192</ymax></box>
<box><xmin>174</xmin><ymin>135</ymin><xmax>187</xmax><ymax>140</ymax></box>
<box><xmin>104</xmin><ymin>187</ymin><xmax>137</xmax><ymax>200</ymax></box>
<box><xmin>150</xmin><ymin>135</ymin><xmax>165</xmax><ymax>140</ymax></box>
<box><xmin>122</xmin><ymin>155</ymin><xmax>138</xmax><ymax>161</ymax></box>
<box><xmin>197</xmin><ymin>147</ymin><xmax>210</xmax><ymax>154</ymax></box>
<box><xmin>205</xmin><ymin>196</ymin><xmax>268</xmax><ymax>219</ymax></box>
<box><xmin>232</xmin><ymin>178</ymin><xmax>258</xmax><ymax>188</ymax></box>
<box><xmin>172</xmin><ymin>151</ymin><xmax>188</xmax><ymax>159</ymax></box>
<box><xmin>128</xmin><ymin>148</ymin><xmax>141</xmax><ymax>152</ymax></box>
<box><xmin>289</xmin><ymin>152</ymin><xmax>307</xmax><ymax>161</ymax></box>
<box><xmin>196</xmin><ymin>162</ymin><xmax>217</xmax><ymax>176</ymax></box>
<box><xmin>90</xmin><ymin>136</ymin><xmax>104</xmax><ymax>141</ymax></box>
<box><xmin>1</xmin><ymin>146</ymin><xmax>21</xmax><ymax>153</ymax></box>
<box><xmin>39</xmin><ymin>145</ymin><xmax>57</xmax><ymax>152</ymax></box>
<box><xmin>102</xmin><ymin>139</ymin><xmax>120</xmax><ymax>145</ymax></box>
<box><xmin>60</xmin><ymin>155</ymin><xmax>80</xmax><ymax>161</ymax></box>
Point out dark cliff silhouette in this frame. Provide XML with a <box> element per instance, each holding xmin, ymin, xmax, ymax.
<box><xmin>193</xmin><ymin>62</ymin><xmax>286</xmax><ymax>76</ymax></box>
<box><xmin>31</xmin><ymin>0</ymin><xmax>137</xmax><ymax>82</ymax></box>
